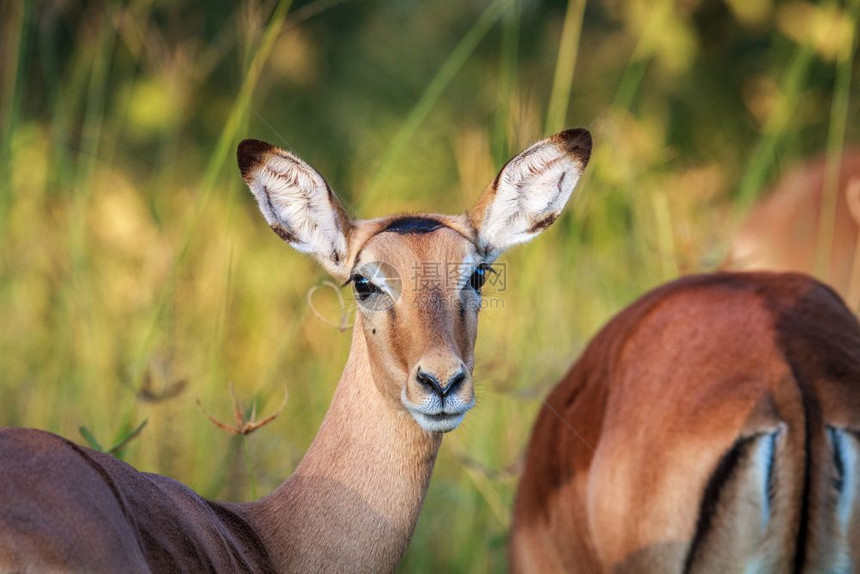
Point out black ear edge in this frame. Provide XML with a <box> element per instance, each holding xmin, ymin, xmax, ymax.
<box><xmin>553</xmin><ymin>128</ymin><xmax>592</xmax><ymax>168</ymax></box>
<box><xmin>237</xmin><ymin>139</ymin><xmax>276</xmax><ymax>181</ymax></box>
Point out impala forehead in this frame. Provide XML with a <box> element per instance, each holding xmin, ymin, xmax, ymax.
<box><xmin>353</xmin><ymin>227</ymin><xmax>481</xmax><ymax>278</ymax></box>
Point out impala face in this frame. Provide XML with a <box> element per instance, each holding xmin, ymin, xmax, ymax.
<box><xmin>237</xmin><ymin>128</ymin><xmax>591</xmax><ymax>433</ymax></box>
<box><xmin>349</xmin><ymin>222</ymin><xmax>483</xmax><ymax>432</ymax></box>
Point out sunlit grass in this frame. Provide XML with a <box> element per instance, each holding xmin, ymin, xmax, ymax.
<box><xmin>816</xmin><ymin>0</ymin><xmax>859</xmax><ymax>279</ymax></box>
<box><xmin>0</xmin><ymin>0</ymin><xmax>854</xmax><ymax>571</ymax></box>
<box><xmin>359</xmin><ymin>0</ymin><xmax>514</xmax><ymax>209</ymax></box>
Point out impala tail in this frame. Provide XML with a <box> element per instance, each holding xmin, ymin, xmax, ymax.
<box><xmin>511</xmin><ymin>272</ymin><xmax>860</xmax><ymax>573</ymax></box>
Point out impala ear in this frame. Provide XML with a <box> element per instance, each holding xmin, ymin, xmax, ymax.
<box><xmin>237</xmin><ymin>139</ymin><xmax>353</xmax><ymax>280</ymax></box>
<box><xmin>468</xmin><ymin>128</ymin><xmax>591</xmax><ymax>260</ymax></box>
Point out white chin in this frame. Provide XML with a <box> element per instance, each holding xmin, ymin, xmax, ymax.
<box><xmin>410</xmin><ymin>411</ymin><xmax>466</xmax><ymax>433</ymax></box>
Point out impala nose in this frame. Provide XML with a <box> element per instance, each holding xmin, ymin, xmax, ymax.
<box><xmin>416</xmin><ymin>367</ymin><xmax>467</xmax><ymax>399</ymax></box>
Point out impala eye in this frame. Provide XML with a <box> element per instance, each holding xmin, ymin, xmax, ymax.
<box><xmin>352</xmin><ymin>274</ymin><xmax>382</xmax><ymax>301</ymax></box>
<box><xmin>469</xmin><ymin>264</ymin><xmax>491</xmax><ymax>292</ymax></box>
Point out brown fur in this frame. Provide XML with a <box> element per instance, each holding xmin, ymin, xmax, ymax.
<box><xmin>510</xmin><ymin>271</ymin><xmax>860</xmax><ymax>573</ymax></box>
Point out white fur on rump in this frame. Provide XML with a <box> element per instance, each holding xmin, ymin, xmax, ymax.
<box><xmin>472</xmin><ymin>131</ymin><xmax>590</xmax><ymax>261</ymax></box>
<box><xmin>244</xmin><ymin>146</ymin><xmax>351</xmax><ymax>278</ymax></box>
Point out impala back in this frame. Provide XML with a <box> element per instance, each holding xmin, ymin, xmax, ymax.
<box><xmin>0</xmin><ymin>428</ymin><xmax>273</xmax><ymax>573</ymax></box>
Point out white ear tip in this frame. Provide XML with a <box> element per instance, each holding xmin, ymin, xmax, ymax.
<box><xmin>552</xmin><ymin>128</ymin><xmax>592</xmax><ymax>168</ymax></box>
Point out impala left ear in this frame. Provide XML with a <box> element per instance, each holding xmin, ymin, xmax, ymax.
<box><xmin>468</xmin><ymin>128</ymin><xmax>591</xmax><ymax>260</ymax></box>
<box><xmin>237</xmin><ymin>139</ymin><xmax>354</xmax><ymax>281</ymax></box>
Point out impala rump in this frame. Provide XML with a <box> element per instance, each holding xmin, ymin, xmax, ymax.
<box><xmin>511</xmin><ymin>272</ymin><xmax>860</xmax><ymax>573</ymax></box>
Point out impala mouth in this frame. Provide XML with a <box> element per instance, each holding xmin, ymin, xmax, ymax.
<box><xmin>410</xmin><ymin>411</ymin><xmax>467</xmax><ymax>433</ymax></box>
<box><xmin>402</xmin><ymin>390</ymin><xmax>475</xmax><ymax>433</ymax></box>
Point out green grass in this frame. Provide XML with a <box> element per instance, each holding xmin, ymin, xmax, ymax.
<box><xmin>0</xmin><ymin>0</ymin><xmax>857</xmax><ymax>571</ymax></box>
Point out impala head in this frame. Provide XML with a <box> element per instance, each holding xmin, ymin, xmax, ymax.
<box><xmin>237</xmin><ymin>129</ymin><xmax>591</xmax><ymax>433</ymax></box>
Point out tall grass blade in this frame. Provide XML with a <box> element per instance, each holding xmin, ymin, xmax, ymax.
<box><xmin>545</xmin><ymin>0</ymin><xmax>586</xmax><ymax>134</ymax></box>
<box><xmin>0</xmin><ymin>0</ymin><xmax>29</xmax><ymax>226</ymax></box>
<box><xmin>79</xmin><ymin>426</ymin><xmax>105</xmax><ymax>451</ymax></box>
<box><xmin>130</xmin><ymin>0</ymin><xmax>293</xmax><ymax>386</ymax></box>
<box><xmin>815</xmin><ymin>0</ymin><xmax>859</xmax><ymax>279</ymax></box>
<box><xmin>735</xmin><ymin>44</ymin><xmax>814</xmax><ymax>207</ymax></box>
<box><xmin>493</xmin><ymin>0</ymin><xmax>519</xmax><ymax>164</ymax></box>
<box><xmin>360</xmin><ymin>0</ymin><xmax>513</xmax><ymax>207</ymax></box>
<box><xmin>201</xmin><ymin>0</ymin><xmax>294</xmax><ymax>196</ymax></box>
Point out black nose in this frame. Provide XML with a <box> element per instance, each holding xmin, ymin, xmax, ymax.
<box><xmin>446</xmin><ymin>370</ymin><xmax>467</xmax><ymax>395</ymax></box>
<box><xmin>416</xmin><ymin>368</ymin><xmax>467</xmax><ymax>399</ymax></box>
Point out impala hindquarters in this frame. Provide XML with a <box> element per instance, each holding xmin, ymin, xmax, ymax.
<box><xmin>511</xmin><ymin>272</ymin><xmax>860</xmax><ymax>573</ymax></box>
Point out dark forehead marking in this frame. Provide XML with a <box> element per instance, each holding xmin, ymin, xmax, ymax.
<box><xmin>350</xmin><ymin>216</ymin><xmax>481</xmax><ymax>275</ymax></box>
<box><xmin>382</xmin><ymin>217</ymin><xmax>445</xmax><ymax>234</ymax></box>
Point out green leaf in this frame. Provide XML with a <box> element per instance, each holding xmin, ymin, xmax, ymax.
<box><xmin>107</xmin><ymin>419</ymin><xmax>149</xmax><ymax>457</ymax></box>
<box><xmin>78</xmin><ymin>426</ymin><xmax>104</xmax><ymax>452</ymax></box>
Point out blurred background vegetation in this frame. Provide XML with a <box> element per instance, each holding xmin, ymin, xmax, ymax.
<box><xmin>0</xmin><ymin>0</ymin><xmax>858</xmax><ymax>570</ymax></box>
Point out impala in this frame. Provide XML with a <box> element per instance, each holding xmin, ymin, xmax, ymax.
<box><xmin>730</xmin><ymin>149</ymin><xmax>860</xmax><ymax>309</ymax></box>
<box><xmin>0</xmin><ymin>128</ymin><xmax>592</xmax><ymax>572</ymax></box>
<box><xmin>510</xmin><ymin>271</ymin><xmax>860</xmax><ymax>572</ymax></box>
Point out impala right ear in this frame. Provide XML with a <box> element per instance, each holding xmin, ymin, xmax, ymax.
<box><xmin>468</xmin><ymin>128</ymin><xmax>591</xmax><ymax>261</ymax></box>
<box><xmin>237</xmin><ymin>139</ymin><xmax>354</xmax><ymax>280</ymax></box>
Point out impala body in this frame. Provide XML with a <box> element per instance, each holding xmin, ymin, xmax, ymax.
<box><xmin>0</xmin><ymin>430</ymin><xmax>273</xmax><ymax>571</ymax></box>
<box><xmin>511</xmin><ymin>271</ymin><xmax>860</xmax><ymax>573</ymax></box>
<box><xmin>0</xmin><ymin>129</ymin><xmax>592</xmax><ymax>572</ymax></box>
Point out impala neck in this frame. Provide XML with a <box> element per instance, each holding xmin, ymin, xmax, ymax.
<box><xmin>246</xmin><ymin>318</ymin><xmax>442</xmax><ymax>573</ymax></box>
